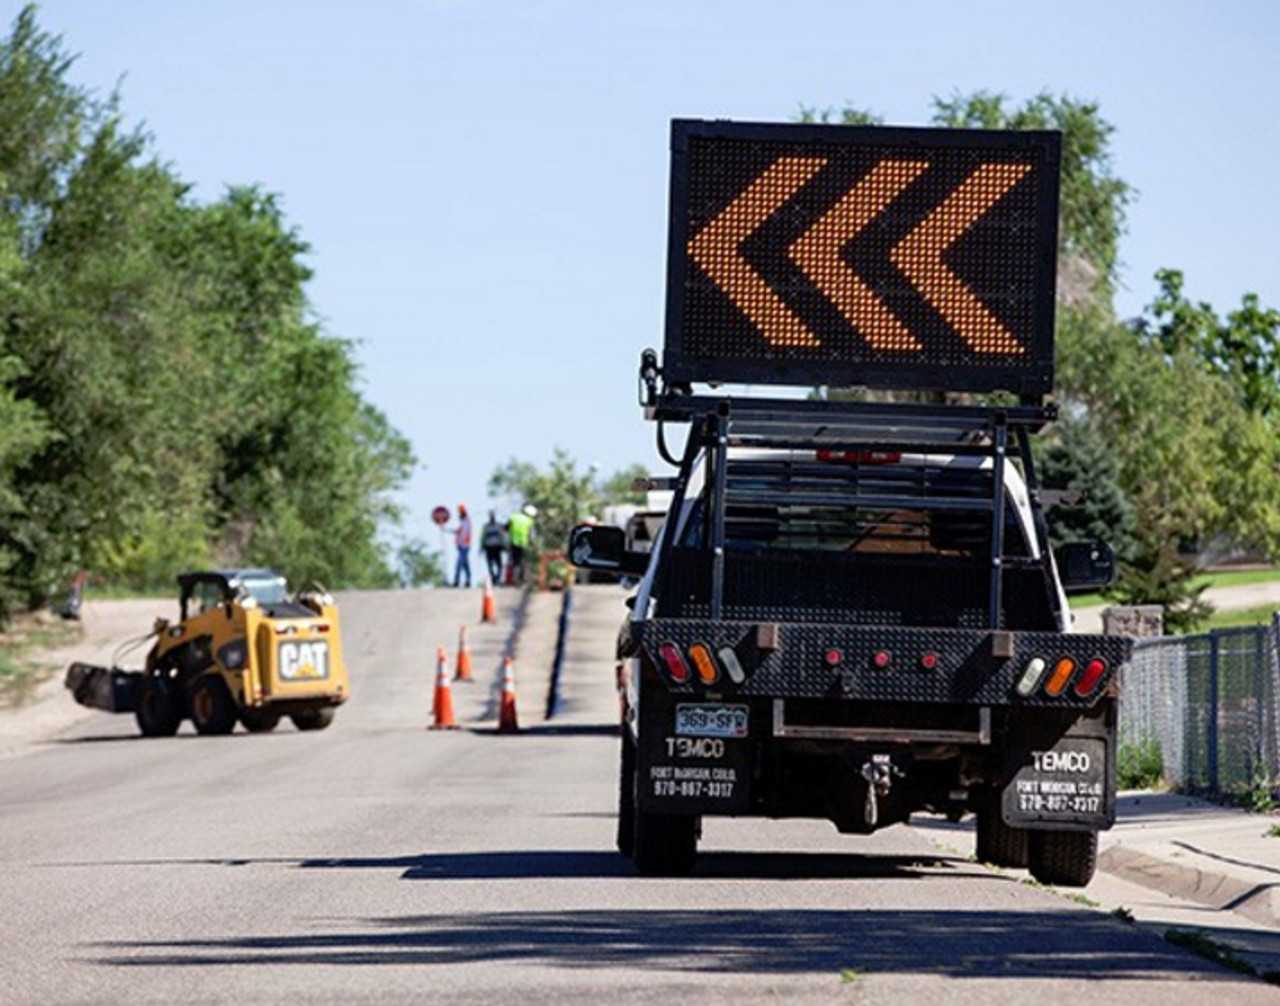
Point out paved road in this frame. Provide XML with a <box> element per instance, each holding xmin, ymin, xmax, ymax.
<box><xmin>2</xmin><ymin>587</ymin><xmax>1276</xmax><ymax>1004</ymax></box>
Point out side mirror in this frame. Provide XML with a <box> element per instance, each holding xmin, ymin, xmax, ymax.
<box><xmin>567</xmin><ymin>524</ymin><xmax>650</xmax><ymax>576</ymax></box>
<box><xmin>1055</xmin><ymin>541</ymin><xmax>1116</xmax><ymax>590</ymax></box>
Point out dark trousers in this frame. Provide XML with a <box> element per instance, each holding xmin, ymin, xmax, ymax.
<box><xmin>484</xmin><ymin>547</ymin><xmax>503</xmax><ymax>584</ymax></box>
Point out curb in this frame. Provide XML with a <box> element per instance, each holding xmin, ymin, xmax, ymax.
<box><xmin>1098</xmin><ymin>844</ymin><xmax>1280</xmax><ymax>928</ymax></box>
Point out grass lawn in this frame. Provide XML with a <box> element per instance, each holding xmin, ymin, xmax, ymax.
<box><xmin>0</xmin><ymin>614</ymin><xmax>81</xmax><ymax>707</ymax></box>
<box><xmin>1069</xmin><ymin>566</ymin><xmax>1280</xmax><ymax>611</ymax></box>
<box><xmin>1203</xmin><ymin>602</ymin><xmax>1279</xmax><ymax>631</ymax></box>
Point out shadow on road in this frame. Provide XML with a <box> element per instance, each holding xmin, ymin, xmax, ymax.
<box><xmin>45</xmin><ymin>848</ymin><xmax>974</xmax><ymax>882</ymax></box>
<box><xmin>88</xmin><ymin>907</ymin><xmax>1248</xmax><ymax>984</ymax></box>
<box><xmin>301</xmin><ymin>848</ymin><xmax>968</xmax><ymax>881</ymax></box>
<box><xmin>468</xmin><ymin>723</ymin><xmax>620</xmax><ymax>738</ymax></box>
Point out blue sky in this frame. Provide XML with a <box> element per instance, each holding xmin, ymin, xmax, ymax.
<box><xmin>27</xmin><ymin>0</ymin><xmax>1280</xmax><ymax>554</ymax></box>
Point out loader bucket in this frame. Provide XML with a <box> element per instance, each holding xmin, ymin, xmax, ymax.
<box><xmin>64</xmin><ymin>663</ymin><xmax>141</xmax><ymax>713</ymax></box>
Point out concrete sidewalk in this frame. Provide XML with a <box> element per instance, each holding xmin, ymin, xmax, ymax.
<box><xmin>1089</xmin><ymin>791</ymin><xmax>1280</xmax><ymax>976</ymax></box>
<box><xmin>914</xmin><ymin>791</ymin><xmax>1280</xmax><ymax>979</ymax></box>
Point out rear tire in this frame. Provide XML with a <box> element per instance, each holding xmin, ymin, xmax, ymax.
<box><xmin>1028</xmin><ymin>829</ymin><xmax>1097</xmax><ymax>887</ymax></box>
<box><xmin>975</xmin><ymin>807</ymin><xmax>1029</xmax><ymax>868</ymax></box>
<box><xmin>135</xmin><ymin>678</ymin><xmax>181</xmax><ymax>737</ymax></box>
<box><xmin>291</xmin><ymin>708</ymin><xmax>335</xmax><ymax>731</ymax></box>
<box><xmin>617</xmin><ymin>730</ymin><xmax>636</xmax><ymax>857</ymax></box>
<box><xmin>240</xmin><ymin>709</ymin><xmax>281</xmax><ymax>733</ymax></box>
<box><xmin>190</xmin><ymin>676</ymin><xmax>237</xmax><ymax>735</ymax></box>
<box><xmin>633</xmin><ymin>810</ymin><xmax>698</xmax><ymax>876</ymax></box>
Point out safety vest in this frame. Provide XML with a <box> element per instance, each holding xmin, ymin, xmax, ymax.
<box><xmin>508</xmin><ymin>512</ymin><xmax>532</xmax><ymax>548</ymax></box>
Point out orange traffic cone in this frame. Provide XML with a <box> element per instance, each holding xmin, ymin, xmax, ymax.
<box><xmin>497</xmin><ymin>655</ymin><xmax>519</xmax><ymax>734</ymax></box>
<box><xmin>455</xmin><ymin>625</ymin><xmax>473</xmax><ymax>681</ymax></box>
<box><xmin>430</xmin><ymin>645</ymin><xmax>458</xmax><ymax>729</ymax></box>
<box><xmin>480</xmin><ymin>579</ymin><xmax>496</xmax><ymax>624</ymax></box>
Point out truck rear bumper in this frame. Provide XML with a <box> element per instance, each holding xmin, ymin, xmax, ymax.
<box><xmin>633</xmin><ymin>689</ymin><xmax>1115</xmax><ymax>834</ymax></box>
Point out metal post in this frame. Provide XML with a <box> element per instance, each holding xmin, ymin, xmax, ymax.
<box><xmin>987</xmin><ymin>416</ymin><xmax>1008</xmax><ymax>629</ymax></box>
<box><xmin>1208</xmin><ymin>630</ymin><xmax>1220</xmax><ymax>793</ymax></box>
<box><xmin>1254</xmin><ymin>625</ymin><xmax>1266</xmax><ymax>779</ymax></box>
<box><xmin>709</xmin><ymin>410</ymin><xmax>729</xmax><ymax>621</ymax></box>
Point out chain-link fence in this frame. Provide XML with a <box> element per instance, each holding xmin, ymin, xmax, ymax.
<box><xmin>1120</xmin><ymin>618</ymin><xmax>1280</xmax><ymax>795</ymax></box>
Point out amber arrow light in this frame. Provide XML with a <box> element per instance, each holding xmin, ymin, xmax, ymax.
<box><xmin>890</xmin><ymin>162</ymin><xmax>1031</xmax><ymax>355</ymax></box>
<box><xmin>688</xmin><ymin>156</ymin><xmax>826</xmax><ymax>348</ymax></box>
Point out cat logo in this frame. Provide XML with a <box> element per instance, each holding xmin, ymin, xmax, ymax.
<box><xmin>278</xmin><ymin>640</ymin><xmax>330</xmax><ymax>681</ymax></box>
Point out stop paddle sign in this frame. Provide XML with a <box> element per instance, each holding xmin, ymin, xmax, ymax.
<box><xmin>431</xmin><ymin>505</ymin><xmax>450</xmax><ymax>526</ymax></box>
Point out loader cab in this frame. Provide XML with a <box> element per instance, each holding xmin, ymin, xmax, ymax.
<box><xmin>177</xmin><ymin>568</ymin><xmax>289</xmax><ymax>620</ymax></box>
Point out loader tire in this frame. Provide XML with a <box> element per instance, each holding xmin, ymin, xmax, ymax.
<box><xmin>239</xmin><ymin>709</ymin><xmax>281</xmax><ymax>733</ymax></box>
<box><xmin>975</xmin><ymin>807</ymin><xmax>1029</xmax><ymax>868</ymax></box>
<box><xmin>135</xmin><ymin>679</ymin><xmax>181</xmax><ymax>738</ymax></box>
<box><xmin>291</xmin><ymin>708</ymin><xmax>335</xmax><ymax>731</ymax></box>
<box><xmin>1028</xmin><ymin>829</ymin><xmax>1097</xmax><ymax>888</ymax></box>
<box><xmin>190</xmin><ymin>676</ymin><xmax>237</xmax><ymax>735</ymax></box>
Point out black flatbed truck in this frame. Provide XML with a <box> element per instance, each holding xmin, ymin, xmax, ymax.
<box><xmin>568</xmin><ymin>119</ymin><xmax>1133</xmax><ymax>885</ymax></box>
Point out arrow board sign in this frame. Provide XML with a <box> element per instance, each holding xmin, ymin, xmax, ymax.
<box><xmin>663</xmin><ymin>120</ymin><xmax>1061</xmax><ymax>396</ymax></box>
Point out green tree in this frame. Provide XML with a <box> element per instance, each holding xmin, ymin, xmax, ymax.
<box><xmin>1035</xmin><ymin>412</ymin><xmax>1137</xmax><ymax>560</ymax></box>
<box><xmin>931</xmin><ymin>91</ymin><xmax>1131</xmax><ymax>303</ymax></box>
<box><xmin>395</xmin><ymin>538</ymin><xmax>445</xmax><ymax>588</ymax></box>
<box><xmin>1139</xmin><ymin>268</ymin><xmax>1280</xmax><ymax>418</ymax></box>
<box><xmin>488</xmin><ymin>450</ymin><xmax>603</xmax><ymax>558</ymax></box>
<box><xmin>599</xmin><ymin>463</ymin><xmax>650</xmax><ymax>506</ymax></box>
<box><xmin>0</xmin><ymin>5</ymin><xmax>415</xmax><ymax>611</ymax></box>
<box><xmin>488</xmin><ymin>452</ymin><xmax>652</xmax><ymax>560</ymax></box>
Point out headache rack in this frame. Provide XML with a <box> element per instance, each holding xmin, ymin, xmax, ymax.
<box><xmin>646</xmin><ymin>386</ymin><xmax>1062</xmax><ymax>632</ymax></box>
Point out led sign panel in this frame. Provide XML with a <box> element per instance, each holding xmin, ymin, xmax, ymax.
<box><xmin>664</xmin><ymin>120</ymin><xmax>1061</xmax><ymax>395</ymax></box>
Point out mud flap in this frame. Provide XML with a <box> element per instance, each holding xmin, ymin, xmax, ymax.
<box><xmin>637</xmin><ymin>692</ymin><xmax>752</xmax><ymax>815</ymax></box>
<box><xmin>64</xmin><ymin>663</ymin><xmax>141</xmax><ymax>713</ymax></box>
<box><xmin>1001</xmin><ymin>701</ymin><xmax>1116</xmax><ymax>831</ymax></box>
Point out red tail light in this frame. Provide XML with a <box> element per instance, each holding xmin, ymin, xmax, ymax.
<box><xmin>658</xmin><ymin>642</ymin><xmax>691</xmax><ymax>684</ymax></box>
<box><xmin>1073</xmin><ymin>658</ymin><xmax>1108</xmax><ymax>697</ymax></box>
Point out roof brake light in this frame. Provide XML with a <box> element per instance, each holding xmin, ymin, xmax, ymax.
<box><xmin>816</xmin><ymin>449</ymin><xmax>903</xmax><ymax>465</ymax></box>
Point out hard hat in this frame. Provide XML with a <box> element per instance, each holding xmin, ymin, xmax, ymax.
<box><xmin>523</xmin><ymin>504</ymin><xmax>537</xmax><ymax>517</ymax></box>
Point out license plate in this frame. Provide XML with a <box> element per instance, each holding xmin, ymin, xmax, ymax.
<box><xmin>675</xmin><ymin>703</ymin><xmax>748</xmax><ymax>738</ymax></box>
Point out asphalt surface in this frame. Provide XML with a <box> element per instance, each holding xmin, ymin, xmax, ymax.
<box><xmin>1</xmin><ymin>586</ymin><xmax>1278</xmax><ymax>1003</ymax></box>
